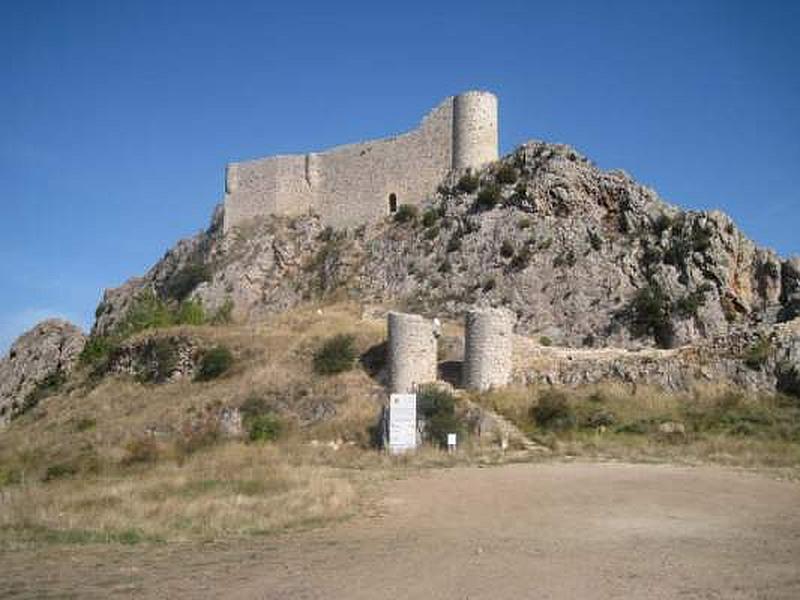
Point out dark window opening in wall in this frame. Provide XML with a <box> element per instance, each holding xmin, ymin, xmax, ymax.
<box><xmin>389</xmin><ymin>193</ymin><xmax>398</xmax><ymax>213</ymax></box>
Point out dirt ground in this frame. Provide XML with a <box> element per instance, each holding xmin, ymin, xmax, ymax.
<box><xmin>3</xmin><ymin>461</ymin><xmax>799</xmax><ymax>599</ymax></box>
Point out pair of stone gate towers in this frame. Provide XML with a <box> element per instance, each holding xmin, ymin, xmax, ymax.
<box><xmin>387</xmin><ymin>308</ymin><xmax>514</xmax><ymax>393</ymax></box>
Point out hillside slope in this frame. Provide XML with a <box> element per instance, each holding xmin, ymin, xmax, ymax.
<box><xmin>95</xmin><ymin>142</ymin><xmax>799</xmax><ymax>349</ymax></box>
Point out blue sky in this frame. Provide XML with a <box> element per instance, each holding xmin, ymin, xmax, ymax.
<box><xmin>1</xmin><ymin>0</ymin><xmax>798</xmax><ymax>353</ymax></box>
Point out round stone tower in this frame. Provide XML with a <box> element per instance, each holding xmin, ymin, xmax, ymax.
<box><xmin>388</xmin><ymin>312</ymin><xmax>438</xmax><ymax>394</ymax></box>
<box><xmin>452</xmin><ymin>90</ymin><xmax>499</xmax><ymax>172</ymax></box>
<box><xmin>463</xmin><ymin>308</ymin><xmax>514</xmax><ymax>391</ymax></box>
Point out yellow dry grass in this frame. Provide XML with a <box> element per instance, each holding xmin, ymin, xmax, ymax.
<box><xmin>1</xmin><ymin>301</ymin><xmax>798</xmax><ymax>547</ymax></box>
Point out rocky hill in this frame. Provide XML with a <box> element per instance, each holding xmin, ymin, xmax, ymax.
<box><xmin>3</xmin><ymin>141</ymin><xmax>799</xmax><ymax>424</ymax></box>
<box><xmin>95</xmin><ymin>141</ymin><xmax>798</xmax><ymax>349</ymax></box>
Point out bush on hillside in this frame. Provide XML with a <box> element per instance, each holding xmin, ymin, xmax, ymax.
<box><xmin>247</xmin><ymin>414</ymin><xmax>284</xmax><ymax>442</ymax></box>
<box><xmin>163</xmin><ymin>262</ymin><xmax>211</xmax><ymax>302</ymax></box>
<box><xmin>530</xmin><ymin>389</ymin><xmax>576</xmax><ymax>431</ymax></box>
<box><xmin>313</xmin><ymin>334</ymin><xmax>357</xmax><ymax>375</ymax></box>
<box><xmin>417</xmin><ymin>385</ymin><xmax>462</xmax><ymax>448</ymax></box>
<box><xmin>456</xmin><ymin>171</ymin><xmax>480</xmax><ymax>194</ymax></box>
<box><xmin>495</xmin><ymin>164</ymin><xmax>519</xmax><ymax>185</ymax></box>
<box><xmin>195</xmin><ymin>346</ymin><xmax>234</xmax><ymax>381</ymax></box>
<box><xmin>629</xmin><ymin>283</ymin><xmax>675</xmax><ymax>349</ymax></box>
<box><xmin>394</xmin><ymin>204</ymin><xmax>419</xmax><ymax>224</ymax></box>
<box><xmin>475</xmin><ymin>184</ymin><xmax>501</xmax><ymax>210</ymax></box>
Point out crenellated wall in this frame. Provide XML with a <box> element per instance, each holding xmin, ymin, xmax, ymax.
<box><xmin>222</xmin><ymin>91</ymin><xmax>498</xmax><ymax>232</ymax></box>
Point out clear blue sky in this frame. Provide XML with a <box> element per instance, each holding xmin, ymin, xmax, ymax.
<box><xmin>1</xmin><ymin>0</ymin><xmax>798</xmax><ymax>352</ymax></box>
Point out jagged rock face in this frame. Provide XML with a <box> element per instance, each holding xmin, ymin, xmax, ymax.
<box><xmin>0</xmin><ymin>320</ymin><xmax>86</xmax><ymax>424</ymax></box>
<box><xmin>92</xmin><ymin>141</ymin><xmax>797</xmax><ymax>351</ymax></box>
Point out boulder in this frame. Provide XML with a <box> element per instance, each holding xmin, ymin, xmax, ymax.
<box><xmin>0</xmin><ymin>319</ymin><xmax>86</xmax><ymax>424</ymax></box>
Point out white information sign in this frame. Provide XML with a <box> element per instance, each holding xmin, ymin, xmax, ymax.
<box><xmin>389</xmin><ymin>393</ymin><xmax>417</xmax><ymax>454</ymax></box>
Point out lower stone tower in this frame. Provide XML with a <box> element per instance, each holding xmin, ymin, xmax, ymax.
<box><xmin>387</xmin><ymin>312</ymin><xmax>438</xmax><ymax>394</ymax></box>
<box><xmin>463</xmin><ymin>308</ymin><xmax>514</xmax><ymax>391</ymax></box>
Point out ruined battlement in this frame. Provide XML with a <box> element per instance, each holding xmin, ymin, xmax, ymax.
<box><xmin>222</xmin><ymin>91</ymin><xmax>498</xmax><ymax>232</ymax></box>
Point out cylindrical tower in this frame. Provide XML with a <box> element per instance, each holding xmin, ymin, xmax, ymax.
<box><xmin>388</xmin><ymin>312</ymin><xmax>438</xmax><ymax>394</ymax></box>
<box><xmin>452</xmin><ymin>91</ymin><xmax>499</xmax><ymax>172</ymax></box>
<box><xmin>463</xmin><ymin>308</ymin><xmax>514</xmax><ymax>391</ymax></box>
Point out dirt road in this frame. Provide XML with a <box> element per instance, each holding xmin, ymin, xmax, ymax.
<box><xmin>4</xmin><ymin>461</ymin><xmax>800</xmax><ymax>599</ymax></box>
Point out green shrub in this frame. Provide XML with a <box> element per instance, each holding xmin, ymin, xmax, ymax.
<box><xmin>422</xmin><ymin>208</ymin><xmax>440</xmax><ymax>228</ymax></box>
<box><xmin>475</xmin><ymin>184</ymin><xmax>501</xmax><ymax>210</ymax></box>
<box><xmin>456</xmin><ymin>171</ymin><xmax>480</xmax><ymax>194</ymax></box>
<box><xmin>176</xmin><ymin>298</ymin><xmax>206</xmax><ymax>326</ymax></box>
<box><xmin>496</xmin><ymin>164</ymin><xmax>519</xmax><ymax>185</ymax></box>
<box><xmin>210</xmin><ymin>298</ymin><xmax>234</xmax><ymax>325</ymax></box>
<box><xmin>743</xmin><ymin>338</ymin><xmax>772</xmax><ymax>370</ymax></box>
<box><xmin>20</xmin><ymin>370</ymin><xmax>66</xmax><ymax>416</ymax></box>
<box><xmin>140</xmin><ymin>338</ymin><xmax>179</xmax><ymax>383</ymax></box>
<box><xmin>588</xmin><ymin>230</ymin><xmax>603</xmax><ymax>251</ymax></box>
<box><xmin>43</xmin><ymin>463</ymin><xmax>77</xmax><ymax>482</ymax></box>
<box><xmin>164</xmin><ymin>263</ymin><xmax>211</xmax><ymax>302</ymax></box>
<box><xmin>539</xmin><ymin>336</ymin><xmax>552</xmax><ymax>347</ymax></box>
<box><xmin>500</xmin><ymin>240</ymin><xmax>515</xmax><ymax>258</ymax></box>
<box><xmin>438</xmin><ymin>260</ymin><xmax>452</xmax><ymax>274</ymax></box>
<box><xmin>74</xmin><ymin>417</ymin><xmax>97</xmax><ymax>432</ymax></box>
<box><xmin>417</xmin><ymin>386</ymin><xmax>462</xmax><ymax>447</ymax></box>
<box><xmin>195</xmin><ymin>346</ymin><xmax>234</xmax><ymax>381</ymax></box>
<box><xmin>115</xmin><ymin>290</ymin><xmax>175</xmax><ymax>337</ymax></box>
<box><xmin>510</xmin><ymin>246</ymin><xmax>532</xmax><ymax>271</ymax></box>
<box><xmin>0</xmin><ymin>466</ymin><xmax>21</xmax><ymax>488</ymax></box>
<box><xmin>653</xmin><ymin>214</ymin><xmax>673</xmax><ymax>235</ymax></box>
<box><xmin>583</xmin><ymin>408</ymin><xmax>616</xmax><ymax>429</ymax></box>
<box><xmin>446</xmin><ymin>233</ymin><xmax>463</xmax><ymax>253</ymax></box>
<box><xmin>674</xmin><ymin>284</ymin><xmax>712</xmax><ymax>319</ymax></box>
<box><xmin>423</xmin><ymin>226</ymin><xmax>439</xmax><ymax>241</ymax></box>
<box><xmin>530</xmin><ymin>390</ymin><xmax>575</xmax><ymax>431</ymax></box>
<box><xmin>247</xmin><ymin>414</ymin><xmax>284</xmax><ymax>442</ymax></box>
<box><xmin>394</xmin><ymin>204</ymin><xmax>419</xmax><ymax>224</ymax></box>
<box><xmin>313</xmin><ymin>334</ymin><xmax>357</xmax><ymax>375</ymax></box>
<box><xmin>691</xmin><ymin>225</ymin><xmax>713</xmax><ymax>253</ymax></box>
<box><xmin>517</xmin><ymin>217</ymin><xmax>531</xmax><ymax>230</ymax></box>
<box><xmin>80</xmin><ymin>335</ymin><xmax>116</xmax><ymax>369</ymax></box>
<box><xmin>629</xmin><ymin>283</ymin><xmax>675</xmax><ymax>348</ymax></box>
<box><xmin>553</xmin><ymin>250</ymin><xmax>576</xmax><ymax>268</ymax></box>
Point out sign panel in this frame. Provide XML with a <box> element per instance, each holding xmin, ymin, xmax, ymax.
<box><xmin>389</xmin><ymin>393</ymin><xmax>417</xmax><ymax>454</ymax></box>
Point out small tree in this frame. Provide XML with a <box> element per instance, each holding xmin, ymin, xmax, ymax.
<box><xmin>313</xmin><ymin>334</ymin><xmax>357</xmax><ymax>375</ymax></box>
<box><xmin>394</xmin><ymin>204</ymin><xmax>419</xmax><ymax>224</ymax></box>
<box><xmin>195</xmin><ymin>346</ymin><xmax>234</xmax><ymax>381</ymax></box>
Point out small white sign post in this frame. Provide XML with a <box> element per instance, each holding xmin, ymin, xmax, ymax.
<box><xmin>389</xmin><ymin>393</ymin><xmax>417</xmax><ymax>455</ymax></box>
<box><xmin>447</xmin><ymin>433</ymin><xmax>457</xmax><ymax>453</ymax></box>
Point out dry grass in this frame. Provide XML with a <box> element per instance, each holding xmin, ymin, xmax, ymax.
<box><xmin>471</xmin><ymin>382</ymin><xmax>800</xmax><ymax>470</ymax></box>
<box><xmin>1</xmin><ymin>301</ymin><xmax>798</xmax><ymax>547</ymax></box>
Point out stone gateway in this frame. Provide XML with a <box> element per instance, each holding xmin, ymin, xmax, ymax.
<box><xmin>222</xmin><ymin>91</ymin><xmax>499</xmax><ymax>232</ymax></box>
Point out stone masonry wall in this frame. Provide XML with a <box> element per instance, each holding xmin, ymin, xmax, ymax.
<box><xmin>388</xmin><ymin>312</ymin><xmax>438</xmax><ymax>394</ymax></box>
<box><xmin>463</xmin><ymin>308</ymin><xmax>514</xmax><ymax>391</ymax></box>
<box><xmin>222</xmin><ymin>91</ymin><xmax>498</xmax><ymax>232</ymax></box>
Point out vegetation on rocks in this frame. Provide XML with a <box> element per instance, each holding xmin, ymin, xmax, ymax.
<box><xmin>313</xmin><ymin>334</ymin><xmax>358</xmax><ymax>375</ymax></box>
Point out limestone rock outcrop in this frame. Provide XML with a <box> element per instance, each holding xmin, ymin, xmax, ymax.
<box><xmin>0</xmin><ymin>320</ymin><xmax>86</xmax><ymax>424</ymax></box>
<box><xmin>91</xmin><ymin>141</ymin><xmax>798</xmax><ymax>355</ymax></box>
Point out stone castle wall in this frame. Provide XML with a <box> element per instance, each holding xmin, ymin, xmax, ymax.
<box><xmin>463</xmin><ymin>308</ymin><xmax>515</xmax><ymax>391</ymax></box>
<box><xmin>222</xmin><ymin>91</ymin><xmax>498</xmax><ymax>232</ymax></box>
<box><xmin>387</xmin><ymin>312</ymin><xmax>438</xmax><ymax>394</ymax></box>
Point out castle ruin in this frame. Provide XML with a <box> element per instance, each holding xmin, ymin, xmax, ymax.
<box><xmin>387</xmin><ymin>311</ymin><xmax>439</xmax><ymax>394</ymax></box>
<box><xmin>222</xmin><ymin>91</ymin><xmax>498</xmax><ymax>232</ymax></box>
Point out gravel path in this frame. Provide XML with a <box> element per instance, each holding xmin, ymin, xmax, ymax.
<box><xmin>4</xmin><ymin>462</ymin><xmax>799</xmax><ymax>599</ymax></box>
